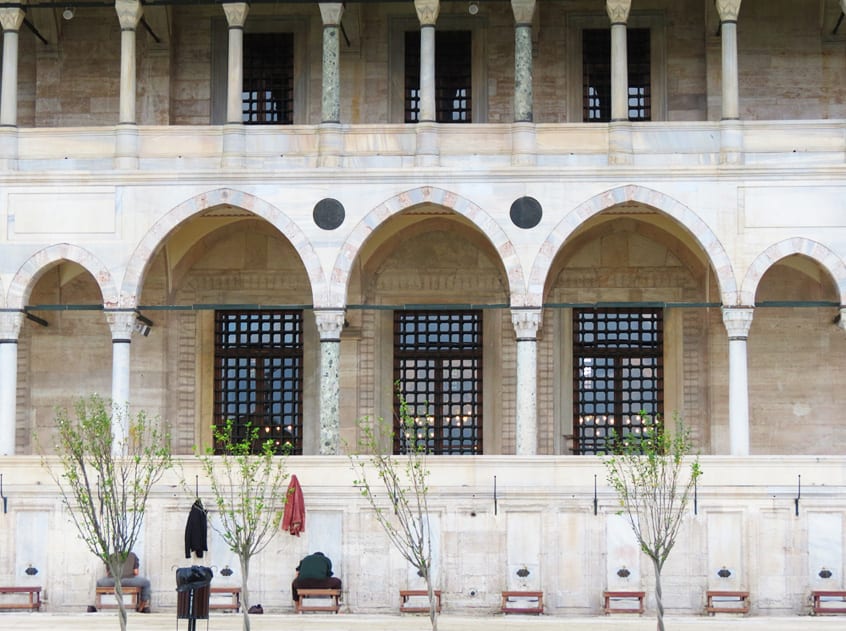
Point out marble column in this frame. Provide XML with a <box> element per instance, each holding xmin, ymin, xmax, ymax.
<box><xmin>838</xmin><ymin>306</ymin><xmax>846</xmax><ymax>331</ymax></box>
<box><xmin>512</xmin><ymin>308</ymin><xmax>541</xmax><ymax>455</ymax></box>
<box><xmin>115</xmin><ymin>0</ymin><xmax>143</xmax><ymax>169</ymax></box>
<box><xmin>721</xmin><ymin>307</ymin><xmax>753</xmax><ymax>456</ymax></box>
<box><xmin>318</xmin><ymin>3</ymin><xmax>344</xmax><ymax>167</ymax></box>
<box><xmin>511</xmin><ymin>0</ymin><xmax>536</xmax><ymax>166</ymax></box>
<box><xmin>414</xmin><ymin>0</ymin><xmax>440</xmax><ymax>166</ymax></box>
<box><xmin>606</xmin><ymin>0</ymin><xmax>632</xmax><ymax>165</ymax></box>
<box><xmin>222</xmin><ymin>3</ymin><xmax>250</xmax><ymax>168</ymax></box>
<box><xmin>315</xmin><ymin>309</ymin><xmax>345</xmax><ymax>455</ymax></box>
<box><xmin>105</xmin><ymin>310</ymin><xmax>135</xmax><ymax>456</ymax></box>
<box><xmin>0</xmin><ymin>6</ymin><xmax>25</xmax><ymax>170</ymax></box>
<box><xmin>0</xmin><ymin>311</ymin><xmax>23</xmax><ymax>455</ymax></box>
<box><xmin>716</xmin><ymin>0</ymin><xmax>743</xmax><ymax>164</ymax></box>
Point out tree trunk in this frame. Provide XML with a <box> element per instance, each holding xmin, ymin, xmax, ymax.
<box><xmin>240</xmin><ymin>556</ymin><xmax>251</xmax><ymax>631</ymax></box>
<box><xmin>114</xmin><ymin>577</ymin><xmax>128</xmax><ymax>631</ymax></box>
<box><xmin>424</xmin><ymin>566</ymin><xmax>438</xmax><ymax>631</ymax></box>
<box><xmin>653</xmin><ymin>558</ymin><xmax>665</xmax><ymax>631</ymax></box>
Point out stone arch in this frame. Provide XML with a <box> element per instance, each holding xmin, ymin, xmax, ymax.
<box><xmin>121</xmin><ymin>188</ymin><xmax>327</xmax><ymax>308</ymax></box>
<box><xmin>740</xmin><ymin>238</ymin><xmax>846</xmax><ymax>306</ymax></box>
<box><xmin>6</xmin><ymin>244</ymin><xmax>117</xmax><ymax>310</ymax></box>
<box><xmin>530</xmin><ymin>184</ymin><xmax>737</xmax><ymax>306</ymax></box>
<box><xmin>329</xmin><ymin>186</ymin><xmax>526</xmax><ymax>307</ymax></box>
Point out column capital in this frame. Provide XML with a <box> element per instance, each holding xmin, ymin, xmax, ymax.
<box><xmin>0</xmin><ymin>311</ymin><xmax>23</xmax><ymax>340</ymax></box>
<box><xmin>414</xmin><ymin>0</ymin><xmax>440</xmax><ymax>26</ymax></box>
<box><xmin>716</xmin><ymin>0</ymin><xmax>742</xmax><ymax>22</ymax></box>
<box><xmin>842</xmin><ymin>0</ymin><xmax>846</xmax><ymax>17</ymax></box>
<box><xmin>314</xmin><ymin>309</ymin><xmax>346</xmax><ymax>341</ymax></box>
<box><xmin>510</xmin><ymin>0</ymin><xmax>536</xmax><ymax>25</ymax></box>
<box><xmin>319</xmin><ymin>2</ymin><xmax>344</xmax><ymax>26</ymax></box>
<box><xmin>0</xmin><ymin>7</ymin><xmax>25</xmax><ymax>32</ymax></box>
<box><xmin>104</xmin><ymin>310</ymin><xmax>137</xmax><ymax>341</ymax></box>
<box><xmin>721</xmin><ymin>306</ymin><xmax>754</xmax><ymax>340</ymax></box>
<box><xmin>115</xmin><ymin>0</ymin><xmax>143</xmax><ymax>30</ymax></box>
<box><xmin>222</xmin><ymin>2</ymin><xmax>250</xmax><ymax>28</ymax></box>
<box><xmin>606</xmin><ymin>0</ymin><xmax>631</xmax><ymax>24</ymax></box>
<box><xmin>511</xmin><ymin>307</ymin><xmax>542</xmax><ymax>340</ymax></box>
<box><xmin>838</xmin><ymin>306</ymin><xmax>846</xmax><ymax>331</ymax></box>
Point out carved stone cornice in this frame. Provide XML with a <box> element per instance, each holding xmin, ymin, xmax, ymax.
<box><xmin>605</xmin><ymin>0</ymin><xmax>631</xmax><ymax>24</ymax></box>
<box><xmin>319</xmin><ymin>2</ymin><xmax>344</xmax><ymax>26</ymax></box>
<box><xmin>414</xmin><ymin>0</ymin><xmax>440</xmax><ymax>26</ymax></box>
<box><xmin>716</xmin><ymin>0</ymin><xmax>742</xmax><ymax>22</ymax></box>
<box><xmin>721</xmin><ymin>306</ymin><xmax>754</xmax><ymax>340</ymax></box>
<box><xmin>222</xmin><ymin>2</ymin><xmax>250</xmax><ymax>28</ymax></box>
<box><xmin>0</xmin><ymin>7</ymin><xmax>25</xmax><ymax>32</ymax></box>
<box><xmin>115</xmin><ymin>0</ymin><xmax>143</xmax><ymax>30</ymax></box>
<box><xmin>510</xmin><ymin>0</ymin><xmax>536</xmax><ymax>26</ymax></box>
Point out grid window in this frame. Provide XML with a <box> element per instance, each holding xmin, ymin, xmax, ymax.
<box><xmin>405</xmin><ymin>30</ymin><xmax>472</xmax><ymax>123</ymax></box>
<box><xmin>393</xmin><ymin>311</ymin><xmax>482</xmax><ymax>455</ymax></box>
<box><xmin>242</xmin><ymin>33</ymin><xmax>294</xmax><ymax>125</ymax></box>
<box><xmin>214</xmin><ymin>310</ymin><xmax>303</xmax><ymax>455</ymax></box>
<box><xmin>583</xmin><ymin>28</ymin><xmax>651</xmax><ymax>122</ymax></box>
<box><xmin>572</xmin><ymin>308</ymin><xmax>663</xmax><ymax>454</ymax></box>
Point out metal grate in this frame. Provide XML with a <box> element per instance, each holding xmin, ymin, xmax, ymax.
<box><xmin>572</xmin><ymin>308</ymin><xmax>663</xmax><ymax>454</ymax></box>
<box><xmin>242</xmin><ymin>32</ymin><xmax>294</xmax><ymax>125</ymax></box>
<box><xmin>582</xmin><ymin>28</ymin><xmax>651</xmax><ymax>122</ymax></box>
<box><xmin>393</xmin><ymin>311</ymin><xmax>482</xmax><ymax>454</ymax></box>
<box><xmin>405</xmin><ymin>30</ymin><xmax>472</xmax><ymax>123</ymax></box>
<box><xmin>214</xmin><ymin>310</ymin><xmax>303</xmax><ymax>454</ymax></box>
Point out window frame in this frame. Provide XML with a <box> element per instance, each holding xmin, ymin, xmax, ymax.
<box><xmin>213</xmin><ymin>309</ymin><xmax>304</xmax><ymax>455</ymax></box>
<box><xmin>570</xmin><ymin>307</ymin><xmax>664</xmax><ymax>455</ymax></box>
<box><xmin>566</xmin><ymin>12</ymin><xmax>666</xmax><ymax>123</ymax></box>
<box><xmin>211</xmin><ymin>16</ymin><xmax>309</xmax><ymax>125</ymax></box>
<box><xmin>392</xmin><ymin>309</ymin><xmax>484</xmax><ymax>455</ymax></box>
<box><xmin>388</xmin><ymin>15</ymin><xmax>487</xmax><ymax>124</ymax></box>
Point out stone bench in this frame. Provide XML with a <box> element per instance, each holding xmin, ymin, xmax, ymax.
<box><xmin>603</xmin><ymin>590</ymin><xmax>645</xmax><ymax>614</ymax></box>
<box><xmin>399</xmin><ymin>589</ymin><xmax>442</xmax><ymax>613</ymax></box>
<box><xmin>295</xmin><ymin>588</ymin><xmax>340</xmax><ymax>613</ymax></box>
<box><xmin>501</xmin><ymin>590</ymin><xmax>544</xmax><ymax>615</ymax></box>
<box><xmin>0</xmin><ymin>586</ymin><xmax>42</xmax><ymax>611</ymax></box>
<box><xmin>95</xmin><ymin>585</ymin><xmax>141</xmax><ymax>610</ymax></box>
<box><xmin>812</xmin><ymin>590</ymin><xmax>846</xmax><ymax>615</ymax></box>
<box><xmin>209</xmin><ymin>586</ymin><xmax>241</xmax><ymax>612</ymax></box>
<box><xmin>705</xmin><ymin>590</ymin><xmax>750</xmax><ymax>615</ymax></box>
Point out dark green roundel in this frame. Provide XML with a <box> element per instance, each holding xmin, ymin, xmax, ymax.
<box><xmin>313</xmin><ymin>198</ymin><xmax>345</xmax><ymax>230</ymax></box>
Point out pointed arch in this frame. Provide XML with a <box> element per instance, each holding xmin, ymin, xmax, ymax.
<box><xmin>529</xmin><ymin>184</ymin><xmax>737</xmax><ymax>306</ymax></box>
<box><xmin>121</xmin><ymin>188</ymin><xmax>327</xmax><ymax>308</ymax></box>
<box><xmin>740</xmin><ymin>238</ymin><xmax>846</xmax><ymax>306</ymax></box>
<box><xmin>6</xmin><ymin>244</ymin><xmax>117</xmax><ymax>310</ymax></box>
<box><xmin>329</xmin><ymin>186</ymin><xmax>526</xmax><ymax>307</ymax></box>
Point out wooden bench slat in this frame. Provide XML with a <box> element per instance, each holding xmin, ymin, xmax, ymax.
<box><xmin>400</xmin><ymin>589</ymin><xmax>442</xmax><ymax>613</ymax></box>
<box><xmin>95</xmin><ymin>585</ymin><xmax>141</xmax><ymax>610</ymax></box>
<box><xmin>209</xmin><ymin>586</ymin><xmax>241</xmax><ymax>612</ymax></box>
<box><xmin>0</xmin><ymin>586</ymin><xmax>42</xmax><ymax>611</ymax></box>
<box><xmin>501</xmin><ymin>590</ymin><xmax>544</xmax><ymax>615</ymax></box>
<box><xmin>296</xmin><ymin>588</ymin><xmax>340</xmax><ymax>614</ymax></box>
<box><xmin>603</xmin><ymin>590</ymin><xmax>645</xmax><ymax>614</ymax></box>
<box><xmin>705</xmin><ymin>590</ymin><xmax>749</xmax><ymax>615</ymax></box>
<box><xmin>812</xmin><ymin>590</ymin><xmax>846</xmax><ymax>615</ymax></box>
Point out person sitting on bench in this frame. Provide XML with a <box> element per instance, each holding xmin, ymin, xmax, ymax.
<box><xmin>291</xmin><ymin>551</ymin><xmax>341</xmax><ymax>602</ymax></box>
<box><xmin>95</xmin><ymin>551</ymin><xmax>152</xmax><ymax>613</ymax></box>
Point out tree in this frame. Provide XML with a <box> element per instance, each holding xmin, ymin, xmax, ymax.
<box><xmin>349</xmin><ymin>394</ymin><xmax>438</xmax><ymax>631</ymax></box>
<box><xmin>194</xmin><ymin>420</ymin><xmax>289</xmax><ymax>631</ymax></box>
<box><xmin>41</xmin><ymin>394</ymin><xmax>172</xmax><ymax>631</ymax></box>
<box><xmin>603</xmin><ymin>412</ymin><xmax>702</xmax><ymax>631</ymax></box>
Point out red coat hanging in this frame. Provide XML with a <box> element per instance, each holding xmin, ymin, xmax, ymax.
<box><xmin>282</xmin><ymin>474</ymin><xmax>305</xmax><ymax>536</ymax></box>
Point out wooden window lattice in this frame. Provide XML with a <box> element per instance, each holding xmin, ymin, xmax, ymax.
<box><xmin>572</xmin><ymin>308</ymin><xmax>663</xmax><ymax>455</ymax></box>
<box><xmin>393</xmin><ymin>310</ymin><xmax>483</xmax><ymax>455</ymax></box>
<box><xmin>405</xmin><ymin>30</ymin><xmax>472</xmax><ymax>123</ymax></box>
<box><xmin>214</xmin><ymin>310</ymin><xmax>303</xmax><ymax>454</ymax></box>
<box><xmin>583</xmin><ymin>28</ymin><xmax>651</xmax><ymax>122</ymax></box>
<box><xmin>242</xmin><ymin>32</ymin><xmax>294</xmax><ymax>125</ymax></box>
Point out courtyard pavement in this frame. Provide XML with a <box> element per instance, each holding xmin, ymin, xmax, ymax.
<box><xmin>1</xmin><ymin>611</ymin><xmax>845</xmax><ymax>631</ymax></box>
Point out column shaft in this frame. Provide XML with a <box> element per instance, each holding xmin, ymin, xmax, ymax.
<box><xmin>315</xmin><ymin>309</ymin><xmax>345</xmax><ymax>455</ymax></box>
<box><xmin>511</xmin><ymin>0</ymin><xmax>535</xmax><ymax>123</ymax></box>
<box><xmin>419</xmin><ymin>25</ymin><xmax>436</xmax><ymax>122</ymax></box>
<box><xmin>106</xmin><ymin>311</ymin><xmax>135</xmax><ymax>456</ymax></box>
<box><xmin>319</xmin><ymin>3</ymin><xmax>344</xmax><ymax>123</ymax></box>
<box><xmin>512</xmin><ymin>308</ymin><xmax>541</xmax><ymax>455</ymax></box>
<box><xmin>0</xmin><ymin>311</ymin><xmax>22</xmax><ymax>455</ymax></box>
<box><xmin>223</xmin><ymin>3</ymin><xmax>250</xmax><ymax>124</ymax></box>
<box><xmin>720</xmin><ymin>21</ymin><xmax>739</xmax><ymax>120</ymax></box>
<box><xmin>722</xmin><ymin>307</ymin><xmax>753</xmax><ymax>456</ymax></box>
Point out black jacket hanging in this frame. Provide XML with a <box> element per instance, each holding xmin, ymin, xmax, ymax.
<box><xmin>185</xmin><ymin>499</ymin><xmax>208</xmax><ymax>558</ymax></box>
